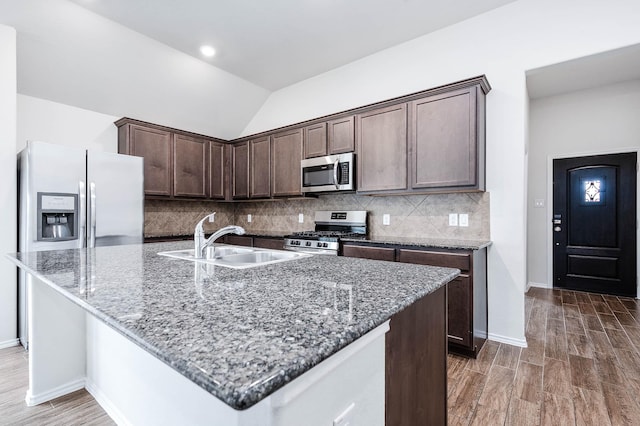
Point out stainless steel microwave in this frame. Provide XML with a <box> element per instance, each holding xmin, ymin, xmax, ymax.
<box><xmin>301</xmin><ymin>153</ymin><xmax>355</xmax><ymax>193</ymax></box>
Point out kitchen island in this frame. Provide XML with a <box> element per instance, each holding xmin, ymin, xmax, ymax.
<box><xmin>8</xmin><ymin>241</ymin><xmax>458</xmax><ymax>425</ymax></box>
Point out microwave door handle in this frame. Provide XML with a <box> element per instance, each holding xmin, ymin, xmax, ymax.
<box><xmin>333</xmin><ymin>158</ymin><xmax>340</xmax><ymax>189</ymax></box>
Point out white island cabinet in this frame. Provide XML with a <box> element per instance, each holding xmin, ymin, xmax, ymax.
<box><xmin>9</xmin><ymin>241</ymin><xmax>457</xmax><ymax>425</ymax></box>
<box><xmin>27</xmin><ymin>275</ymin><xmax>386</xmax><ymax>426</ymax></box>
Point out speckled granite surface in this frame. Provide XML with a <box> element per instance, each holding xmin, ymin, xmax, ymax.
<box><xmin>341</xmin><ymin>236</ymin><xmax>492</xmax><ymax>250</ymax></box>
<box><xmin>7</xmin><ymin>242</ymin><xmax>458</xmax><ymax>410</ymax></box>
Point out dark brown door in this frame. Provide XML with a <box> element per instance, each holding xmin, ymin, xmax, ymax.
<box><xmin>173</xmin><ymin>134</ymin><xmax>208</xmax><ymax>198</ymax></box>
<box><xmin>553</xmin><ymin>153</ymin><xmax>637</xmax><ymax>297</ymax></box>
<box><xmin>272</xmin><ymin>129</ymin><xmax>303</xmax><ymax>197</ymax></box>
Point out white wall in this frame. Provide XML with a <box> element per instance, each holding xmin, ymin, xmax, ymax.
<box><xmin>1</xmin><ymin>0</ymin><xmax>271</xmax><ymax>139</ymax></box>
<box><xmin>17</xmin><ymin>95</ymin><xmax>119</xmax><ymax>153</ymax></box>
<box><xmin>0</xmin><ymin>24</ymin><xmax>17</xmax><ymax>348</ymax></box>
<box><xmin>242</xmin><ymin>0</ymin><xmax>640</xmax><ymax>345</ymax></box>
<box><xmin>528</xmin><ymin>80</ymin><xmax>640</xmax><ymax>288</ymax></box>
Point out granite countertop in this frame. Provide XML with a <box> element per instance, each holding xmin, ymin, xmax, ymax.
<box><xmin>8</xmin><ymin>241</ymin><xmax>458</xmax><ymax>410</ymax></box>
<box><xmin>341</xmin><ymin>236</ymin><xmax>492</xmax><ymax>250</ymax></box>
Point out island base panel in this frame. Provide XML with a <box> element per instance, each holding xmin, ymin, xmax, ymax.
<box><xmin>86</xmin><ymin>315</ymin><xmax>388</xmax><ymax>425</ymax></box>
<box><xmin>27</xmin><ymin>277</ymin><xmax>86</xmax><ymax>406</ymax></box>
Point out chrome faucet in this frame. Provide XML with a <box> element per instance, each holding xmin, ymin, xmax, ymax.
<box><xmin>194</xmin><ymin>213</ymin><xmax>246</xmax><ymax>259</ymax></box>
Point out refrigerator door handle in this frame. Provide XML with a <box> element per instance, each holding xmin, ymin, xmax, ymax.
<box><xmin>89</xmin><ymin>182</ymin><xmax>96</xmax><ymax>248</ymax></box>
<box><xmin>78</xmin><ymin>181</ymin><xmax>87</xmax><ymax>248</ymax></box>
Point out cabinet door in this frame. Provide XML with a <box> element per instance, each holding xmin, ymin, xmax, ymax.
<box><xmin>447</xmin><ymin>275</ymin><xmax>472</xmax><ymax>347</ymax></box>
<box><xmin>250</xmin><ymin>137</ymin><xmax>271</xmax><ymax>198</ymax></box>
<box><xmin>342</xmin><ymin>244</ymin><xmax>395</xmax><ymax>261</ymax></box>
<box><xmin>303</xmin><ymin>123</ymin><xmax>327</xmax><ymax>159</ymax></box>
<box><xmin>129</xmin><ymin>125</ymin><xmax>172</xmax><ymax>196</ymax></box>
<box><xmin>272</xmin><ymin>129</ymin><xmax>303</xmax><ymax>197</ymax></box>
<box><xmin>232</xmin><ymin>142</ymin><xmax>249</xmax><ymax>199</ymax></box>
<box><xmin>356</xmin><ymin>104</ymin><xmax>407</xmax><ymax>192</ymax></box>
<box><xmin>328</xmin><ymin>116</ymin><xmax>354</xmax><ymax>154</ymax></box>
<box><xmin>209</xmin><ymin>141</ymin><xmax>226</xmax><ymax>200</ymax></box>
<box><xmin>173</xmin><ymin>134</ymin><xmax>208</xmax><ymax>198</ymax></box>
<box><xmin>409</xmin><ymin>87</ymin><xmax>478</xmax><ymax>189</ymax></box>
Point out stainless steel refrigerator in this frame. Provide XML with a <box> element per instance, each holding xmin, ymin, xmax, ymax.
<box><xmin>18</xmin><ymin>141</ymin><xmax>144</xmax><ymax>348</ymax></box>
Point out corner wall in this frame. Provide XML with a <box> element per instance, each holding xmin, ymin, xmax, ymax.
<box><xmin>0</xmin><ymin>24</ymin><xmax>18</xmax><ymax>348</ymax></box>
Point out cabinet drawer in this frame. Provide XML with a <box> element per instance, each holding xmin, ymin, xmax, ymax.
<box><xmin>342</xmin><ymin>245</ymin><xmax>396</xmax><ymax>262</ymax></box>
<box><xmin>397</xmin><ymin>249</ymin><xmax>470</xmax><ymax>272</ymax></box>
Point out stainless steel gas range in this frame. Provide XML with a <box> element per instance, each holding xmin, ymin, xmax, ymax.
<box><xmin>284</xmin><ymin>210</ymin><xmax>367</xmax><ymax>255</ymax></box>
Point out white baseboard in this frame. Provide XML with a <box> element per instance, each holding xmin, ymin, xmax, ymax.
<box><xmin>85</xmin><ymin>378</ymin><xmax>128</xmax><ymax>426</ymax></box>
<box><xmin>0</xmin><ymin>338</ymin><xmax>20</xmax><ymax>350</ymax></box>
<box><xmin>528</xmin><ymin>281</ymin><xmax>552</xmax><ymax>290</ymax></box>
<box><xmin>488</xmin><ymin>333</ymin><xmax>527</xmax><ymax>348</ymax></box>
<box><xmin>25</xmin><ymin>378</ymin><xmax>86</xmax><ymax>406</ymax></box>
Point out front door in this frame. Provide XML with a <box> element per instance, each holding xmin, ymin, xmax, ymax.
<box><xmin>553</xmin><ymin>152</ymin><xmax>637</xmax><ymax>297</ymax></box>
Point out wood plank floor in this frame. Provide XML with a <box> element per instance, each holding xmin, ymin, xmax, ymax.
<box><xmin>449</xmin><ymin>287</ymin><xmax>640</xmax><ymax>425</ymax></box>
<box><xmin>2</xmin><ymin>286</ymin><xmax>639</xmax><ymax>425</ymax></box>
<box><xmin>0</xmin><ymin>345</ymin><xmax>114</xmax><ymax>425</ymax></box>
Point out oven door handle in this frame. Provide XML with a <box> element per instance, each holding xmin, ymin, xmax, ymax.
<box><xmin>333</xmin><ymin>158</ymin><xmax>340</xmax><ymax>189</ymax></box>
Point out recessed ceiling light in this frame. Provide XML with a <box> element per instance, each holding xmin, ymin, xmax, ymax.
<box><xmin>200</xmin><ymin>45</ymin><xmax>216</xmax><ymax>58</ymax></box>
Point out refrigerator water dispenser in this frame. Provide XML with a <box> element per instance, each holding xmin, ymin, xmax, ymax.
<box><xmin>37</xmin><ymin>192</ymin><xmax>78</xmax><ymax>241</ymax></box>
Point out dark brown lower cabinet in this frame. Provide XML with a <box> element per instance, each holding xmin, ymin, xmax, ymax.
<box><xmin>221</xmin><ymin>235</ymin><xmax>253</xmax><ymax>247</ymax></box>
<box><xmin>220</xmin><ymin>235</ymin><xmax>284</xmax><ymax>250</ymax></box>
<box><xmin>342</xmin><ymin>242</ymin><xmax>488</xmax><ymax>358</ymax></box>
<box><xmin>386</xmin><ymin>285</ymin><xmax>447</xmax><ymax>426</ymax></box>
<box><xmin>252</xmin><ymin>237</ymin><xmax>284</xmax><ymax>250</ymax></box>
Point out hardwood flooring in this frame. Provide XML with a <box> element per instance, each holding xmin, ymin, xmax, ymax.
<box><xmin>449</xmin><ymin>287</ymin><xmax>640</xmax><ymax>425</ymax></box>
<box><xmin>2</xmin><ymin>286</ymin><xmax>639</xmax><ymax>425</ymax></box>
<box><xmin>0</xmin><ymin>345</ymin><xmax>114</xmax><ymax>425</ymax></box>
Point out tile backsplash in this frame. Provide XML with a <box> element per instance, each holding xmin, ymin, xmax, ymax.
<box><xmin>146</xmin><ymin>192</ymin><xmax>490</xmax><ymax>240</ymax></box>
<box><xmin>144</xmin><ymin>199</ymin><xmax>234</xmax><ymax>237</ymax></box>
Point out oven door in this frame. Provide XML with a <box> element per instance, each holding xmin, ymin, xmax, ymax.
<box><xmin>301</xmin><ymin>153</ymin><xmax>354</xmax><ymax>193</ymax></box>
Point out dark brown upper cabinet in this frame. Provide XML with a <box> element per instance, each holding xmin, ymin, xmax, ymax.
<box><xmin>209</xmin><ymin>140</ymin><xmax>227</xmax><ymax>200</ymax></box>
<box><xmin>303</xmin><ymin>123</ymin><xmax>327</xmax><ymax>159</ymax></box>
<box><xmin>356</xmin><ymin>104</ymin><xmax>408</xmax><ymax>193</ymax></box>
<box><xmin>272</xmin><ymin>128</ymin><xmax>303</xmax><ymax>197</ymax></box>
<box><xmin>409</xmin><ymin>86</ymin><xmax>484</xmax><ymax>192</ymax></box>
<box><xmin>116</xmin><ymin>118</ymin><xmax>230</xmax><ymax>200</ymax></box>
<box><xmin>249</xmin><ymin>136</ymin><xmax>271</xmax><ymax>199</ymax></box>
<box><xmin>117</xmin><ymin>76</ymin><xmax>489</xmax><ymax>201</ymax></box>
<box><xmin>232</xmin><ymin>142</ymin><xmax>249</xmax><ymax>199</ymax></box>
<box><xmin>118</xmin><ymin>123</ymin><xmax>172</xmax><ymax>197</ymax></box>
<box><xmin>327</xmin><ymin>116</ymin><xmax>355</xmax><ymax>154</ymax></box>
<box><xmin>173</xmin><ymin>134</ymin><xmax>208</xmax><ymax>198</ymax></box>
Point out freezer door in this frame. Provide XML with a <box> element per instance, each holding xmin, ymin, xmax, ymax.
<box><xmin>87</xmin><ymin>151</ymin><xmax>144</xmax><ymax>247</ymax></box>
<box><xmin>19</xmin><ymin>141</ymin><xmax>86</xmax><ymax>252</ymax></box>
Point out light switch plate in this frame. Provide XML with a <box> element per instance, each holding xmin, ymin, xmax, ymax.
<box><xmin>534</xmin><ymin>199</ymin><xmax>545</xmax><ymax>208</ymax></box>
<box><xmin>208</xmin><ymin>214</ymin><xmax>215</xmax><ymax>223</ymax></box>
<box><xmin>298</xmin><ymin>213</ymin><xmax>304</xmax><ymax>223</ymax></box>
<box><xmin>382</xmin><ymin>214</ymin><xmax>390</xmax><ymax>226</ymax></box>
<box><xmin>448</xmin><ymin>213</ymin><xmax>458</xmax><ymax>226</ymax></box>
<box><xmin>459</xmin><ymin>213</ymin><xmax>469</xmax><ymax>227</ymax></box>
<box><xmin>247</xmin><ymin>214</ymin><xmax>252</xmax><ymax>223</ymax></box>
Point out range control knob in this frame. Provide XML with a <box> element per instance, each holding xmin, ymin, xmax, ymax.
<box><xmin>305</xmin><ymin>241</ymin><xmax>311</xmax><ymax>246</ymax></box>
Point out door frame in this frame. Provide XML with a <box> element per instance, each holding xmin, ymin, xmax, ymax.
<box><xmin>545</xmin><ymin>147</ymin><xmax>639</xmax><ymax>298</ymax></box>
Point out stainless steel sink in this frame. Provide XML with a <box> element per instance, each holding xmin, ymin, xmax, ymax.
<box><xmin>158</xmin><ymin>245</ymin><xmax>311</xmax><ymax>269</ymax></box>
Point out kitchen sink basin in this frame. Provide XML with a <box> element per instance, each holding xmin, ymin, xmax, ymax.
<box><xmin>157</xmin><ymin>245</ymin><xmax>311</xmax><ymax>269</ymax></box>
